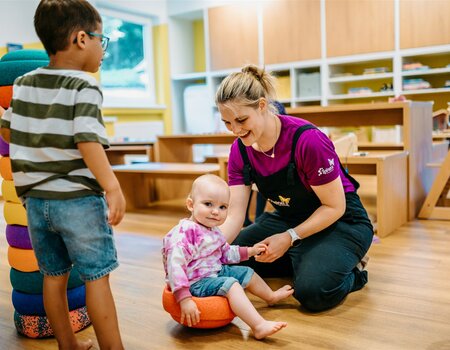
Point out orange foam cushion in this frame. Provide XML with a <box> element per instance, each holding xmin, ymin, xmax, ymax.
<box><xmin>0</xmin><ymin>85</ymin><xmax>12</xmax><ymax>108</ymax></box>
<box><xmin>162</xmin><ymin>285</ymin><xmax>235</xmax><ymax>329</ymax></box>
<box><xmin>8</xmin><ymin>246</ymin><xmax>39</xmax><ymax>272</ymax></box>
<box><xmin>0</xmin><ymin>156</ymin><xmax>12</xmax><ymax>180</ymax></box>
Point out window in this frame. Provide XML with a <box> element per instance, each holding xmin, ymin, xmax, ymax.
<box><xmin>99</xmin><ymin>8</ymin><xmax>156</xmax><ymax>108</ymax></box>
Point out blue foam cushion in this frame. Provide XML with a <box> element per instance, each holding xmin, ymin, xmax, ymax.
<box><xmin>10</xmin><ymin>267</ymin><xmax>84</xmax><ymax>294</ymax></box>
<box><xmin>12</xmin><ymin>284</ymin><xmax>86</xmax><ymax>316</ymax></box>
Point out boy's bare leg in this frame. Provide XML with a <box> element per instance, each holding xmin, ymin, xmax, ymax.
<box><xmin>245</xmin><ymin>273</ymin><xmax>294</xmax><ymax>305</ymax></box>
<box><xmin>85</xmin><ymin>274</ymin><xmax>124</xmax><ymax>350</ymax></box>
<box><xmin>226</xmin><ymin>282</ymin><xmax>287</xmax><ymax>339</ymax></box>
<box><xmin>43</xmin><ymin>274</ymin><xmax>93</xmax><ymax>350</ymax></box>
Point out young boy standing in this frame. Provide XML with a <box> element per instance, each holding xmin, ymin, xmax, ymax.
<box><xmin>0</xmin><ymin>1</ymin><xmax>125</xmax><ymax>349</ymax></box>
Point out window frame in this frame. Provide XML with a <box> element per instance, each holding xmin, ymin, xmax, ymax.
<box><xmin>97</xmin><ymin>7</ymin><xmax>156</xmax><ymax>108</ymax></box>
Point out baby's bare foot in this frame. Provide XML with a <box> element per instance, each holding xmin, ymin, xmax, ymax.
<box><xmin>253</xmin><ymin>320</ymin><xmax>287</xmax><ymax>339</ymax></box>
<box><xmin>268</xmin><ymin>285</ymin><xmax>294</xmax><ymax>305</ymax></box>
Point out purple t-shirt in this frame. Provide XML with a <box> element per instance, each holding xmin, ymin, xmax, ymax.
<box><xmin>228</xmin><ymin>115</ymin><xmax>355</xmax><ymax>193</ymax></box>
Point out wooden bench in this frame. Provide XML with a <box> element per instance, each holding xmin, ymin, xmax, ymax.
<box><xmin>112</xmin><ymin>162</ymin><xmax>220</xmax><ymax>211</ymax></box>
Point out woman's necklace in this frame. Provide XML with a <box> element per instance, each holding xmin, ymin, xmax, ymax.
<box><xmin>257</xmin><ymin>115</ymin><xmax>278</xmax><ymax>159</ymax></box>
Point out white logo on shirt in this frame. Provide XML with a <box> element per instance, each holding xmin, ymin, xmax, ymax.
<box><xmin>317</xmin><ymin>158</ymin><xmax>335</xmax><ymax>176</ymax></box>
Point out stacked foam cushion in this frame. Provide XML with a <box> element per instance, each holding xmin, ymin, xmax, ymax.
<box><xmin>0</xmin><ymin>50</ymin><xmax>91</xmax><ymax>338</ymax></box>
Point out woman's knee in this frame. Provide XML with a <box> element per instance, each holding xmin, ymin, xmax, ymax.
<box><xmin>293</xmin><ymin>279</ymin><xmax>344</xmax><ymax>312</ymax></box>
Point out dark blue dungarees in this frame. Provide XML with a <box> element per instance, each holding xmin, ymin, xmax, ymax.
<box><xmin>233</xmin><ymin>124</ymin><xmax>374</xmax><ymax>312</ymax></box>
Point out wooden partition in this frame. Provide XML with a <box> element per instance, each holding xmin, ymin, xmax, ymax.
<box><xmin>326</xmin><ymin>0</ymin><xmax>394</xmax><ymax>57</ymax></box>
<box><xmin>262</xmin><ymin>0</ymin><xmax>321</xmax><ymax>64</ymax></box>
<box><xmin>208</xmin><ymin>4</ymin><xmax>259</xmax><ymax>70</ymax></box>
<box><xmin>400</xmin><ymin>0</ymin><xmax>450</xmax><ymax>49</ymax></box>
<box><xmin>154</xmin><ymin>133</ymin><xmax>236</xmax><ymax>200</ymax></box>
<box><xmin>286</xmin><ymin>101</ymin><xmax>433</xmax><ymax>219</ymax></box>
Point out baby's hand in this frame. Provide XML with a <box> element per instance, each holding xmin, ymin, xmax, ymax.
<box><xmin>179</xmin><ymin>298</ymin><xmax>201</xmax><ymax>327</ymax></box>
<box><xmin>248</xmin><ymin>243</ymin><xmax>267</xmax><ymax>257</ymax></box>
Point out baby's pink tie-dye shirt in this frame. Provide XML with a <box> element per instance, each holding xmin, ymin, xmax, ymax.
<box><xmin>162</xmin><ymin>219</ymin><xmax>249</xmax><ymax>302</ymax></box>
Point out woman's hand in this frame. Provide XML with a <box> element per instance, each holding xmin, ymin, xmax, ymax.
<box><xmin>248</xmin><ymin>242</ymin><xmax>267</xmax><ymax>257</ymax></box>
<box><xmin>179</xmin><ymin>298</ymin><xmax>201</xmax><ymax>327</ymax></box>
<box><xmin>255</xmin><ymin>232</ymin><xmax>291</xmax><ymax>263</ymax></box>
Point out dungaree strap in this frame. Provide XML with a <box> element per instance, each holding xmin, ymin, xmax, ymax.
<box><xmin>288</xmin><ymin>124</ymin><xmax>317</xmax><ymax>186</ymax></box>
<box><xmin>237</xmin><ymin>139</ymin><xmax>252</xmax><ymax>186</ymax></box>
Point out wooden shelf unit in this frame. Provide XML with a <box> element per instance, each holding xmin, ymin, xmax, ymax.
<box><xmin>167</xmin><ymin>1</ymin><xmax>450</xmax><ymax>131</ymax></box>
<box><xmin>286</xmin><ymin>101</ymin><xmax>434</xmax><ymax>220</ymax></box>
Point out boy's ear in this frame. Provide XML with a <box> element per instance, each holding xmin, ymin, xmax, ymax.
<box><xmin>186</xmin><ymin>197</ymin><xmax>194</xmax><ymax>212</ymax></box>
<box><xmin>74</xmin><ymin>31</ymin><xmax>87</xmax><ymax>49</ymax></box>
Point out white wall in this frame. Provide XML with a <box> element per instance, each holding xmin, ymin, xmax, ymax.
<box><xmin>0</xmin><ymin>0</ymin><xmax>40</xmax><ymax>47</ymax></box>
<box><xmin>0</xmin><ymin>0</ymin><xmax>168</xmax><ymax>48</ymax></box>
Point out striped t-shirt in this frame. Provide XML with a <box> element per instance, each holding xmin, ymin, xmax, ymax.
<box><xmin>0</xmin><ymin>67</ymin><xmax>109</xmax><ymax>200</ymax></box>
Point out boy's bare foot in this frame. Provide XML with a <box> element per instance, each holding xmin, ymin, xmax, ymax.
<box><xmin>268</xmin><ymin>285</ymin><xmax>294</xmax><ymax>305</ymax></box>
<box><xmin>253</xmin><ymin>321</ymin><xmax>287</xmax><ymax>339</ymax></box>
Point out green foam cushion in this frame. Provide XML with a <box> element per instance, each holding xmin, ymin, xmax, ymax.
<box><xmin>10</xmin><ymin>267</ymin><xmax>84</xmax><ymax>294</ymax></box>
<box><xmin>1</xmin><ymin>49</ymin><xmax>49</xmax><ymax>62</ymax></box>
<box><xmin>0</xmin><ymin>49</ymin><xmax>49</xmax><ymax>86</ymax></box>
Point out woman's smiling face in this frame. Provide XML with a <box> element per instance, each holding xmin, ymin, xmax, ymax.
<box><xmin>218</xmin><ymin>99</ymin><xmax>267</xmax><ymax>146</ymax></box>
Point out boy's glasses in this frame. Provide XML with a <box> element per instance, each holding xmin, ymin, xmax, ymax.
<box><xmin>86</xmin><ymin>32</ymin><xmax>110</xmax><ymax>52</ymax></box>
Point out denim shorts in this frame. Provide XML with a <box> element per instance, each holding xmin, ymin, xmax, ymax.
<box><xmin>190</xmin><ymin>265</ymin><xmax>254</xmax><ymax>297</ymax></box>
<box><xmin>25</xmin><ymin>195</ymin><xmax>119</xmax><ymax>282</ymax></box>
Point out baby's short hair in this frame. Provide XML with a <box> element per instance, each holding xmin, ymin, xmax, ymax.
<box><xmin>190</xmin><ymin>174</ymin><xmax>228</xmax><ymax>200</ymax></box>
<box><xmin>34</xmin><ymin>0</ymin><xmax>102</xmax><ymax>55</ymax></box>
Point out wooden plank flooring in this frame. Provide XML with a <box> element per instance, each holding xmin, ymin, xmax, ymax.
<box><xmin>1</xmin><ymin>201</ymin><xmax>450</xmax><ymax>349</ymax></box>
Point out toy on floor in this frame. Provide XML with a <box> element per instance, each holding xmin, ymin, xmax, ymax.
<box><xmin>162</xmin><ymin>285</ymin><xmax>235</xmax><ymax>329</ymax></box>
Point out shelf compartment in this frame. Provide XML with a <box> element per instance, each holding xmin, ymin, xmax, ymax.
<box><xmin>328</xmin><ymin>91</ymin><xmax>394</xmax><ymax>100</ymax></box>
<box><xmin>329</xmin><ymin>72</ymin><xmax>394</xmax><ymax>83</ymax></box>
<box><xmin>168</xmin><ymin>10</ymin><xmax>206</xmax><ymax>75</ymax></box>
<box><xmin>402</xmin><ymin>87</ymin><xmax>450</xmax><ymax>95</ymax></box>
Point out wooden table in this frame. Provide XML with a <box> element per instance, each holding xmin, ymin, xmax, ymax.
<box><xmin>112</xmin><ymin>162</ymin><xmax>220</xmax><ymax>210</ymax></box>
<box><xmin>106</xmin><ymin>141</ymin><xmax>154</xmax><ymax>165</ymax></box>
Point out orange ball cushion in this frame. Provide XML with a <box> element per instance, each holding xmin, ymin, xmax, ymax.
<box><xmin>0</xmin><ymin>156</ymin><xmax>12</xmax><ymax>180</ymax></box>
<box><xmin>162</xmin><ymin>285</ymin><xmax>235</xmax><ymax>329</ymax></box>
<box><xmin>0</xmin><ymin>85</ymin><xmax>12</xmax><ymax>108</ymax></box>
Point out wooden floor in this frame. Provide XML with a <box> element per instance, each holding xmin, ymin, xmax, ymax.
<box><xmin>1</xmin><ymin>201</ymin><xmax>450</xmax><ymax>349</ymax></box>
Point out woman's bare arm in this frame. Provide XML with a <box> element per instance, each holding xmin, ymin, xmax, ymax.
<box><xmin>219</xmin><ymin>184</ymin><xmax>252</xmax><ymax>243</ymax></box>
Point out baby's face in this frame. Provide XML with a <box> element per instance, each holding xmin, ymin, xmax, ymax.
<box><xmin>188</xmin><ymin>184</ymin><xmax>229</xmax><ymax>228</ymax></box>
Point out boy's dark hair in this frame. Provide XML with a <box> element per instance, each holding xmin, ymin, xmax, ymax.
<box><xmin>34</xmin><ymin>0</ymin><xmax>102</xmax><ymax>55</ymax></box>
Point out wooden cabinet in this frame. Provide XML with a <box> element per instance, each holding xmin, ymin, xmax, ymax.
<box><xmin>208</xmin><ymin>4</ymin><xmax>259</xmax><ymax>71</ymax></box>
<box><xmin>400</xmin><ymin>0</ymin><xmax>450</xmax><ymax>49</ymax></box>
<box><xmin>326</xmin><ymin>0</ymin><xmax>395</xmax><ymax>57</ymax></box>
<box><xmin>262</xmin><ymin>0</ymin><xmax>321</xmax><ymax>64</ymax></box>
